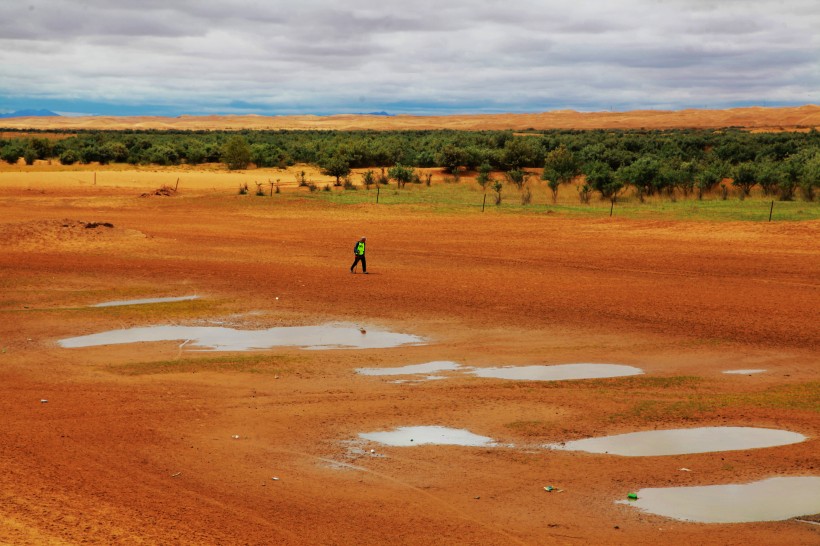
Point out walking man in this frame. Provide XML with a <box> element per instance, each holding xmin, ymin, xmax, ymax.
<box><xmin>350</xmin><ymin>236</ymin><xmax>367</xmax><ymax>274</ymax></box>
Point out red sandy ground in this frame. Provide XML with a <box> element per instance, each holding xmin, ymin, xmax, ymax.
<box><xmin>0</xmin><ymin>109</ymin><xmax>818</xmax><ymax>545</ymax></box>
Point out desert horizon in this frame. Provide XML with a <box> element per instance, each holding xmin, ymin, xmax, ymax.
<box><xmin>2</xmin><ymin>105</ymin><xmax>819</xmax><ymax>132</ymax></box>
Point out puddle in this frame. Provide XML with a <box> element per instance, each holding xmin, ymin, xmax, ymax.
<box><xmin>91</xmin><ymin>295</ymin><xmax>199</xmax><ymax>307</ymax></box>
<box><xmin>389</xmin><ymin>376</ymin><xmax>449</xmax><ymax>384</ymax></box>
<box><xmin>359</xmin><ymin>426</ymin><xmax>497</xmax><ymax>447</ymax></box>
<box><xmin>356</xmin><ymin>362</ymin><xmax>644</xmax><ymax>384</ymax></box>
<box><xmin>620</xmin><ymin>477</ymin><xmax>820</xmax><ymax>523</ymax></box>
<box><xmin>58</xmin><ymin>325</ymin><xmax>425</xmax><ymax>351</ymax></box>
<box><xmin>546</xmin><ymin>427</ymin><xmax>806</xmax><ymax>456</ymax></box>
<box><xmin>469</xmin><ymin>364</ymin><xmax>643</xmax><ymax>381</ymax></box>
<box><xmin>723</xmin><ymin>369</ymin><xmax>766</xmax><ymax>375</ymax></box>
<box><xmin>355</xmin><ymin>361</ymin><xmax>462</xmax><ymax>376</ymax></box>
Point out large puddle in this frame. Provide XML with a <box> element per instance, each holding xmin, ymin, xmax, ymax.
<box><xmin>355</xmin><ymin>362</ymin><xmax>645</xmax><ymax>383</ymax></box>
<box><xmin>469</xmin><ymin>364</ymin><xmax>643</xmax><ymax>381</ymax></box>
<box><xmin>621</xmin><ymin>477</ymin><xmax>820</xmax><ymax>523</ymax></box>
<box><xmin>92</xmin><ymin>295</ymin><xmax>200</xmax><ymax>307</ymax></box>
<box><xmin>359</xmin><ymin>426</ymin><xmax>497</xmax><ymax>447</ymax></box>
<box><xmin>355</xmin><ymin>361</ymin><xmax>462</xmax><ymax>376</ymax></box>
<box><xmin>58</xmin><ymin>325</ymin><xmax>425</xmax><ymax>351</ymax></box>
<box><xmin>546</xmin><ymin>427</ymin><xmax>806</xmax><ymax>456</ymax></box>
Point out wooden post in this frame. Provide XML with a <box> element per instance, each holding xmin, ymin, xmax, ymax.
<box><xmin>376</xmin><ymin>186</ymin><xmax>380</xmax><ymax>204</ymax></box>
<box><xmin>769</xmin><ymin>200</ymin><xmax>774</xmax><ymax>222</ymax></box>
<box><xmin>610</xmin><ymin>200</ymin><xmax>614</xmax><ymax>217</ymax></box>
<box><xmin>175</xmin><ymin>177</ymin><xmax>180</xmax><ymax>192</ymax></box>
<box><xmin>482</xmin><ymin>194</ymin><xmax>486</xmax><ymax>212</ymax></box>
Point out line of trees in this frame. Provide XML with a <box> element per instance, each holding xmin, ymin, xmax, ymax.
<box><xmin>1</xmin><ymin>127</ymin><xmax>818</xmax><ymax>201</ymax></box>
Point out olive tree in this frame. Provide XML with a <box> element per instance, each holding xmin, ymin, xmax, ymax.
<box><xmin>437</xmin><ymin>145</ymin><xmax>466</xmax><ymax>175</ymax></box>
<box><xmin>321</xmin><ymin>156</ymin><xmax>351</xmax><ymax>186</ymax></box>
<box><xmin>502</xmin><ymin>137</ymin><xmax>539</xmax><ymax>170</ymax></box>
<box><xmin>361</xmin><ymin>169</ymin><xmax>375</xmax><ymax>189</ymax></box>
<box><xmin>618</xmin><ymin>155</ymin><xmax>661</xmax><ymax>201</ymax></box>
<box><xmin>221</xmin><ymin>135</ymin><xmax>251</xmax><ymax>170</ymax></box>
<box><xmin>800</xmin><ymin>153</ymin><xmax>820</xmax><ymax>201</ymax></box>
<box><xmin>388</xmin><ymin>163</ymin><xmax>414</xmax><ymax>188</ymax></box>
<box><xmin>755</xmin><ymin>161</ymin><xmax>781</xmax><ymax>196</ymax></box>
<box><xmin>732</xmin><ymin>162</ymin><xmax>757</xmax><ymax>196</ymax></box>
<box><xmin>541</xmin><ymin>145</ymin><xmax>579</xmax><ymax>202</ymax></box>
<box><xmin>584</xmin><ymin>162</ymin><xmax>623</xmax><ymax>202</ymax></box>
<box><xmin>695</xmin><ymin>165</ymin><xmax>724</xmax><ymax>200</ymax></box>
<box><xmin>476</xmin><ymin>163</ymin><xmax>493</xmax><ymax>191</ymax></box>
<box><xmin>504</xmin><ymin>169</ymin><xmax>530</xmax><ymax>190</ymax></box>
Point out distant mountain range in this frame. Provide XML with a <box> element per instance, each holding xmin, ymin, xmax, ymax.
<box><xmin>0</xmin><ymin>109</ymin><xmax>60</xmax><ymax>119</ymax></box>
<box><xmin>0</xmin><ymin>109</ymin><xmax>394</xmax><ymax>118</ymax></box>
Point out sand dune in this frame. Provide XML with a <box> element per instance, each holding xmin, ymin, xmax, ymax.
<box><xmin>2</xmin><ymin>105</ymin><xmax>819</xmax><ymax>131</ymax></box>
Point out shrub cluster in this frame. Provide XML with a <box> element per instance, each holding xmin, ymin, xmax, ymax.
<box><xmin>2</xmin><ymin>127</ymin><xmax>819</xmax><ymax>201</ymax></box>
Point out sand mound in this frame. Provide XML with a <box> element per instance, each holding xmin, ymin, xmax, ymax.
<box><xmin>0</xmin><ymin>219</ymin><xmax>147</xmax><ymax>250</ymax></box>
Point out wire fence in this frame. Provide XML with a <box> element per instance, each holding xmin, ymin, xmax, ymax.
<box><xmin>288</xmin><ymin>182</ymin><xmax>818</xmax><ymax>222</ymax></box>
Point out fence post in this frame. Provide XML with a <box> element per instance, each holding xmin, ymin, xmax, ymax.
<box><xmin>376</xmin><ymin>186</ymin><xmax>380</xmax><ymax>204</ymax></box>
<box><xmin>769</xmin><ymin>200</ymin><xmax>774</xmax><ymax>222</ymax></box>
<box><xmin>482</xmin><ymin>194</ymin><xmax>486</xmax><ymax>212</ymax></box>
<box><xmin>610</xmin><ymin>200</ymin><xmax>614</xmax><ymax>217</ymax></box>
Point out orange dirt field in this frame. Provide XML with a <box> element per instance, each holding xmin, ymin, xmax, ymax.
<box><xmin>0</xmin><ymin>109</ymin><xmax>819</xmax><ymax>545</ymax></box>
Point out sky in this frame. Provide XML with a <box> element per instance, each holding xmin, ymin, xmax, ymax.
<box><xmin>1</xmin><ymin>0</ymin><xmax>819</xmax><ymax>116</ymax></box>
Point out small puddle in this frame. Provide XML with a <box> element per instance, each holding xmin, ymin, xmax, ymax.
<box><xmin>359</xmin><ymin>426</ymin><xmax>496</xmax><ymax>447</ymax></box>
<box><xmin>620</xmin><ymin>477</ymin><xmax>820</xmax><ymax>523</ymax></box>
<box><xmin>469</xmin><ymin>364</ymin><xmax>643</xmax><ymax>381</ymax></box>
<box><xmin>91</xmin><ymin>295</ymin><xmax>200</xmax><ymax>307</ymax></box>
<box><xmin>723</xmin><ymin>369</ymin><xmax>766</xmax><ymax>375</ymax></box>
<box><xmin>355</xmin><ymin>361</ymin><xmax>462</xmax><ymax>376</ymax></box>
<box><xmin>389</xmin><ymin>376</ymin><xmax>449</xmax><ymax>384</ymax></box>
<box><xmin>59</xmin><ymin>325</ymin><xmax>425</xmax><ymax>351</ymax></box>
<box><xmin>546</xmin><ymin>427</ymin><xmax>806</xmax><ymax>456</ymax></box>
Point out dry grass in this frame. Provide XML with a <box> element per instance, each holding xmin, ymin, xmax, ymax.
<box><xmin>2</xmin><ymin>105</ymin><xmax>819</xmax><ymax>131</ymax></box>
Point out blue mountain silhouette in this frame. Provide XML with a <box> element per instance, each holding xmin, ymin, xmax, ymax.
<box><xmin>0</xmin><ymin>109</ymin><xmax>60</xmax><ymax>118</ymax></box>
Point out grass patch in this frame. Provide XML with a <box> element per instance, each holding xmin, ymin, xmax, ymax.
<box><xmin>721</xmin><ymin>382</ymin><xmax>820</xmax><ymax>412</ymax></box>
<box><xmin>490</xmin><ymin>375</ymin><xmax>706</xmax><ymax>394</ymax></box>
<box><xmin>621</xmin><ymin>198</ymin><xmax>820</xmax><ymax>222</ymax></box>
<box><xmin>90</xmin><ymin>298</ymin><xmax>215</xmax><ymax>322</ymax></box>
<box><xmin>615</xmin><ymin>397</ymin><xmax>719</xmax><ymax>422</ymax></box>
<box><xmin>109</xmin><ymin>353</ymin><xmax>305</xmax><ymax>376</ymax></box>
<box><xmin>272</xmin><ymin>182</ymin><xmax>819</xmax><ymax>222</ymax></box>
<box><xmin>188</xmin><ymin>178</ymin><xmax>818</xmax><ymax>222</ymax></box>
<box><xmin>588</xmin><ymin>375</ymin><xmax>704</xmax><ymax>390</ymax></box>
<box><xmin>0</xmin><ymin>302</ymin><xmax>217</xmax><ymax>328</ymax></box>
<box><xmin>610</xmin><ymin>381</ymin><xmax>820</xmax><ymax>424</ymax></box>
<box><xmin>504</xmin><ymin>420</ymin><xmax>554</xmax><ymax>436</ymax></box>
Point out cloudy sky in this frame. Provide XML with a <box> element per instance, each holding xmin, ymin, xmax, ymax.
<box><xmin>1</xmin><ymin>0</ymin><xmax>818</xmax><ymax>116</ymax></box>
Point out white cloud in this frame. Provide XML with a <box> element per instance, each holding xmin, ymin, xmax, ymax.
<box><xmin>0</xmin><ymin>0</ymin><xmax>818</xmax><ymax>113</ymax></box>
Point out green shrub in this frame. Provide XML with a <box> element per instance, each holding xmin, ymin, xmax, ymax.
<box><xmin>59</xmin><ymin>149</ymin><xmax>79</xmax><ymax>165</ymax></box>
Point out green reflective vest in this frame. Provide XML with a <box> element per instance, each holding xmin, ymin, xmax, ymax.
<box><xmin>356</xmin><ymin>242</ymin><xmax>365</xmax><ymax>255</ymax></box>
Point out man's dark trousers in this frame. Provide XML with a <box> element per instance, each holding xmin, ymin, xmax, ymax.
<box><xmin>351</xmin><ymin>254</ymin><xmax>366</xmax><ymax>273</ymax></box>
